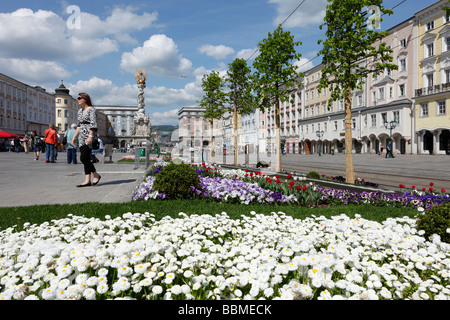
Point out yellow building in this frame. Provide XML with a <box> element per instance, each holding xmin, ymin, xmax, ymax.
<box><xmin>414</xmin><ymin>0</ymin><xmax>450</xmax><ymax>155</ymax></box>
<box><xmin>54</xmin><ymin>81</ymin><xmax>78</xmax><ymax>134</ymax></box>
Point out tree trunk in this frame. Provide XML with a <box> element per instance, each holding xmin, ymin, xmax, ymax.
<box><xmin>210</xmin><ymin>120</ymin><xmax>214</xmax><ymax>161</ymax></box>
<box><xmin>275</xmin><ymin>98</ymin><xmax>281</xmax><ymax>172</ymax></box>
<box><xmin>344</xmin><ymin>88</ymin><xmax>355</xmax><ymax>184</ymax></box>
<box><xmin>233</xmin><ymin>105</ymin><xmax>238</xmax><ymax>166</ymax></box>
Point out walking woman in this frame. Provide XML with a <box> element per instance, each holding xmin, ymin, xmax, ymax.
<box><xmin>72</xmin><ymin>93</ymin><xmax>101</xmax><ymax>187</ymax></box>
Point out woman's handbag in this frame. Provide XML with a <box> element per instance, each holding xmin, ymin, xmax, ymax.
<box><xmin>92</xmin><ymin>138</ymin><xmax>100</xmax><ymax>150</ymax></box>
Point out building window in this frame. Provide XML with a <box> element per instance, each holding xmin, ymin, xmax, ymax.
<box><xmin>426</xmin><ymin>43</ymin><xmax>434</xmax><ymax>57</ymax></box>
<box><xmin>371</xmin><ymin>114</ymin><xmax>376</xmax><ymax>127</ymax></box>
<box><xmin>400</xmin><ymin>59</ymin><xmax>406</xmax><ymax>71</ymax></box>
<box><xmin>446</xmin><ymin>69</ymin><xmax>450</xmax><ymax>84</ymax></box>
<box><xmin>438</xmin><ymin>101</ymin><xmax>446</xmax><ymax>115</ymax></box>
<box><xmin>400</xmin><ymin>38</ymin><xmax>407</xmax><ymax>48</ymax></box>
<box><xmin>446</xmin><ymin>37</ymin><xmax>450</xmax><ymax>51</ymax></box>
<box><xmin>378</xmin><ymin>87</ymin><xmax>385</xmax><ymax>100</ymax></box>
<box><xmin>393</xmin><ymin>111</ymin><xmax>400</xmax><ymax>125</ymax></box>
<box><xmin>426</xmin><ymin>21</ymin><xmax>434</xmax><ymax>31</ymax></box>
<box><xmin>334</xmin><ymin>121</ymin><xmax>338</xmax><ymax>131</ymax></box>
<box><xmin>399</xmin><ymin>84</ymin><xmax>405</xmax><ymax>96</ymax></box>
<box><xmin>421</xmin><ymin>103</ymin><xmax>429</xmax><ymax>117</ymax></box>
<box><xmin>57</xmin><ymin>109</ymin><xmax>61</xmax><ymax>117</ymax></box>
<box><xmin>427</xmin><ymin>74</ymin><xmax>434</xmax><ymax>87</ymax></box>
<box><xmin>381</xmin><ymin>113</ymin><xmax>387</xmax><ymax>125</ymax></box>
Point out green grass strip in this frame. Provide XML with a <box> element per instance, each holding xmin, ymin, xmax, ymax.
<box><xmin>0</xmin><ymin>199</ymin><xmax>417</xmax><ymax>231</ymax></box>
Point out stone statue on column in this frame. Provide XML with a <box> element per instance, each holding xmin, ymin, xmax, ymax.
<box><xmin>132</xmin><ymin>69</ymin><xmax>152</xmax><ymax>138</ymax></box>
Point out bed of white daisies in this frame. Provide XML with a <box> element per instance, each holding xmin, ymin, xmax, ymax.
<box><xmin>1</xmin><ymin>208</ymin><xmax>449</xmax><ymax>300</ymax></box>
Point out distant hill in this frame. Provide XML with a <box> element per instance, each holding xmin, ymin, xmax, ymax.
<box><xmin>152</xmin><ymin>125</ymin><xmax>178</xmax><ymax>134</ymax></box>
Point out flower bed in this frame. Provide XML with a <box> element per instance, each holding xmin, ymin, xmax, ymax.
<box><xmin>1</xmin><ymin>211</ymin><xmax>449</xmax><ymax>300</ymax></box>
<box><xmin>132</xmin><ymin>162</ymin><xmax>450</xmax><ymax>211</ymax></box>
<box><xmin>1</xmin><ymin>160</ymin><xmax>449</xmax><ymax>300</ymax></box>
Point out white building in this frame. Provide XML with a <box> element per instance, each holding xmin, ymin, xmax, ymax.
<box><xmin>95</xmin><ymin>105</ymin><xmax>138</xmax><ymax>148</ymax></box>
<box><xmin>0</xmin><ymin>73</ymin><xmax>55</xmax><ymax>137</ymax></box>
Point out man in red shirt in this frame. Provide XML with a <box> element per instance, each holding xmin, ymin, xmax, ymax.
<box><xmin>44</xmin><ymin>123</ymin><xmax>57</xmax><ymax>163</ymax></box>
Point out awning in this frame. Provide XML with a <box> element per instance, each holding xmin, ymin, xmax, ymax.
<box><xmin>0</xmin><ymin>130</ymin><xmax>24</xmax><ymax>138</ymax></box>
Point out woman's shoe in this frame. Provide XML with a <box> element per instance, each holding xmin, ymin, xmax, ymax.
<box><xmin>93</xmin><ymin>175</ymin><xmax>101</xmax><ymax>186</ymax></box>
<box><xmin>77</xmin><ymin>182</ymin><xmax>92</xmax><ymax>187</ymax></box>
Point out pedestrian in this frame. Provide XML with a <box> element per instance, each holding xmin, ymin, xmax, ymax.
<box><xmin>380</xmin><ymin>143</ymin><xmax>384</xmax><ymax>157</ymax></box>
<box><xmin>14</xmin><ymin>136</ymin><xmax>20</xmax><ymax>153</ymax></box>
<box><xmin>30</xmin><ymin>130</ymin><xmax>42</xmax><ymax>161</ymax></box>
<box><xmin>331</xmin><ymin>145</ymin><xmax>335</xmax><ymax>155</ymax></box>
<box><xmin>72</xmin><ymin>93</ymin><xmax>101</xmax><ymax>187</ymax></box>
<box><xmin>44</xmin><ymin>124</ymin><xmax>57</xmax><ymax>163</ymax></box>
<box><xmin>65</xmin><ymin>123</ymin><xmax>78</xmax><ymax>164</ymax></box>
<box><xmin>386</xmin><ymin>141</ymin><xmax>395</xmax><ymax>158</ymax></box>
<box><xmin>21</xmin><ymin>134</ymin><xmax>29</xmax><ymax>154</ymax></box>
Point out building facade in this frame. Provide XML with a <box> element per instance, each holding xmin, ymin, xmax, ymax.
<box><xmin>414</xmin><ymin>0</ymin><xmax>450</xmax><ymax>155</ymax></box>
<box><xmin>259</xmin><ymin>0</ymin><xmax>448</xmax><ymax>157</ymax></box>
<box><xmin>95</xmin><ymin>105</ymin><xmax>138</xmax><ymax>148</ymax></box>
<box><xmin>0</xmin><ymin>73</ymin><xmax>55</xmax><ymax>137</ymax></box>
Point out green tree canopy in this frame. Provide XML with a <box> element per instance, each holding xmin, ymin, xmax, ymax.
<box><xmin>317</xmin><ymin>0</ymin><xmax>398</xmax><ymax>183</ymax></box>
<box><xmin>198</xmin><ymin>71</ymin><xmax>227</xmax><ymax>161</ymax></box>
<box><xmin>253</xmin><ymin>25</ymin><xmax>302</xmax><ymax>172</ymax></box>
<box><xmin>226</xmin><ymin>58</ymin><xmax>256</xmax><ymax>165</ymax></box>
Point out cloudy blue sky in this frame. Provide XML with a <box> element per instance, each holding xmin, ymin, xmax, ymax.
<box><xmin>0</xmin><ymin>0</ymin><xmax>440</xmax><ymax>125</ymax></box>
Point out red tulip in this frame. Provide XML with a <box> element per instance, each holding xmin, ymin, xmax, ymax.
<box><xmin>441</xmin><ymin>189</ymin><xmax>446</xmax><ymax>193</ymax></box>
<box><xmin>430</xmin><ymin>182</ymin><xmax>434</xmax><ymax>186</ymax></box>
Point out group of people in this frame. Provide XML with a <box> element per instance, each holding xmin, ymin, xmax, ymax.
<box><xmin>20</xmin><ymin>92</ymin><xmax>102</xmax><ymax>187</ymax></box>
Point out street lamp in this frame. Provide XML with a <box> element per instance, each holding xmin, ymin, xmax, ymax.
<box><xmin>384</xmin><ymin>120</ymin><xmax>397</xmax><ymax>158</ymax></box>
<box><xmin>316</xmin><ymin>130</ymin><xmax>324</xmax><ymax>156</ymax></box>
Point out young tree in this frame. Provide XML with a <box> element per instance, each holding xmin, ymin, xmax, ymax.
<box><xmin>198</xmin><ymin>71</ymin><xmax>227</xmax><ymax>162</ymax></box>
<box><xmin>317</xmin><ymin>0</ymin><xmax>398</xmax><ymax>183</ymax></box>
<box><xmin>253</xmin><ymin>25</ymin><xmax>302</xmax><ymax>172</ymax></box>
<box><xmin>226</xmin><ymin>58</ymin><xmax>256</xmax><ymax>166</ymax></box>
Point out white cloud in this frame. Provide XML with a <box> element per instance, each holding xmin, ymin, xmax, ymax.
<box><xmin>269</xmin><ymin>0</ymin><xmax>327</xmax><ymax>28</ymax></box>
<box><xmin>74</xmin><ymin>7</ymin><xmax>158</xmax><ymax>45</ymax></box>
<box><xmin>235</xmin><ymin>48</ymin><xmax>259</xmax><ymax>60</ymax></box>
<box><xmin>198</xmin><ymin>44</ymin><xmax>235</xmax><ymax>60</ymax></box>
<box><xmin>0</xmin><ymin>9</ymin><xmax>69</xmax><ymax>61</ymax></box>
<box><xmin>150</xmin><ymin>109</ymin><xmax>180</xmax><ymax>126</ymax></box>
<box><xmin>0</xmin><ymin>7</ymin><xmax>158</xmax><ymax>84</ymax></box>
<box><xmin>294</xmin><ymin>57</ymin><xmax>315</xmax><ymax>72</ymax></box>
<box><xmin>120</xmin><ymin>34</ymin><xmax>193</xmax><ymax>78</ymax></box>
<box><xmin>67</xmin><ymin>75</ymin><xmax>203</xmax><ymax>123</ymax></box>
<box><xmin>0</xmin><ymin>58</ymin><xmax>71</xmax><ymax>84</ymax></box>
